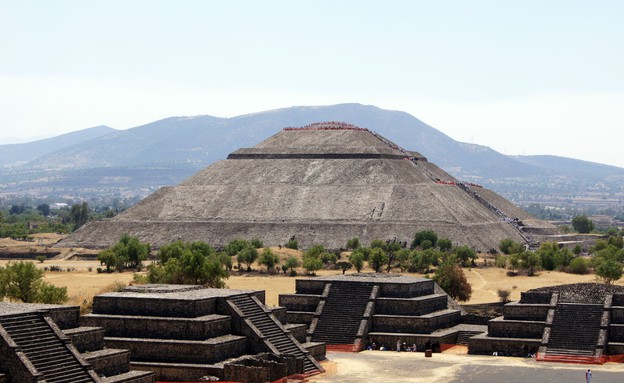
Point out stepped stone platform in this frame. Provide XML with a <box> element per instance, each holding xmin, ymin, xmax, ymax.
<box><xmin>59</xmin><ymin>122</ymin><xmax>557</xmax><ymax>252</ymax></box>
<box><xmin>83</xmin><ymin>284</ymin><xmax>323</xmax><ymax>382</ymax></box>
<box><xmin>469</xmin><ymin>283</ymin><xmax>624</xmax><ymax>364</ymax></box>
<box><xmin>279</xmin><ymin>273</ymin><xmax>482</xmax><ymax>352</ymax></box>
<box><xmin>0</xmin><ymin>302</ymin><xmax>154</xmax><ymax>383</ymax></box>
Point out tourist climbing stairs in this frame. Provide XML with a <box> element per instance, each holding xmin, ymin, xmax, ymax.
<box><xmin>544</xmin><ymin>303</ymin><xmax>604</xmax><ymax>361</ymax></box>
<box><xmin>311</xmin><ymin>282</ymin><xmax>374</xmax><ymax>345</ymax></box>
<box><xmin>0</xmin><ymin>312</ymin><xmax>98</xmax><ymax>383</ymax></box>
<box><xmin>227</xmin><ymin>295</ymin><xmax>321</xmax><ymax>374</ymax></box>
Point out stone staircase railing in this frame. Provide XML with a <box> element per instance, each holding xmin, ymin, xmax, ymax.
<box><xmin>0</xmin><ymin>312</ymin><xmax>99</xmax><ymax>383</ymax></box>
<box><xmin>227</xmin><ymin>295</ymin><xmax>321</xmax><ymax>375</ymax></box>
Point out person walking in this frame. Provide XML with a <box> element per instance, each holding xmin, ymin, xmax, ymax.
<box><xmin>586</xmin><ymin>369</ymin><xmax>592</xmax><ymax>383</ymax></box>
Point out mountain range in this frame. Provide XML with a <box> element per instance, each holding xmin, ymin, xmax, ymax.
<box><xmin>1</xmin><ymin>103</ymin><xmax>622</xmax><ymax>211</ymax></box>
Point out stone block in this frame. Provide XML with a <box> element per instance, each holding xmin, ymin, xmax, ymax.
<box><xmin>63</xmin><ymin>326</ymin><xmax>105</xmax><ymax>352</ymax></box>
<box><xmin>487</xmin><ymin>317</ymin><xmax>545</xmax><ymax>339</ymax></box>
<box><xmin>279</xmin><ymin>294</ymin><xmax>321</xmax><ymax>312</ymax></box>
<box><xmin>104</xmin><ymin>335</ymin><xmax>247</xmax><ymax>364</ymax></box>
<box><xmin>375</xmin><ymin>294</ymin><xmax>448</xmax><ymax>316</ymax></box>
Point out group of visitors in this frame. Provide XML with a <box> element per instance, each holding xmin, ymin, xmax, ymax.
<box><xmin>366</xmin><ymin>339</ymin><xmax>438</xmax><ymax>353</ymax></box>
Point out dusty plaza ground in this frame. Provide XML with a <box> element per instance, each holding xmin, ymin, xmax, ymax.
<box><xmin>312</xmin><ymin>350</ymin><xmax>624</xmax><ymax>383</ymax></box>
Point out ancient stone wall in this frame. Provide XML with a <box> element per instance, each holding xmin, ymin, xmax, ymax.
<box><xmin>469</xmin><ymin>334</ymin><xmax>540</xmax><ymax>356</ymax></box>
<box><xmin>503</xmin><ymin>303</ymin><xmax>551</xmax><ymax>321</ymax></box>
<box><xmin>375</xmin><ymin>295</ymin><xmax>447</xmax><ymax>316</ymax></box>
<box><xmin>487</xmin><ymin>317</ymin><xmax>545</xmax><ymax>338</ymax></box>
<box><xmin>378</xmin><ymin>280</ymin><xmax>434</xmax><ymax>298</ymax></box>
<box><xmin>520</xmin><ymin>292</ymin><xmax>552</xmax><ymax>304</ymax></box>
<box><xmin>279</xmin><ymin>294</ymin><xmax>321</xmax><ymax>312</ymax></box>
<box><xmin>373</xmin><ymin>311</ymin><xmax>460</xmax><ymax>333</ymax></box>
<box><xmin>105</xmin><ymin>336</ymin><xmax>247</xmax><ymax>364</ymax></box>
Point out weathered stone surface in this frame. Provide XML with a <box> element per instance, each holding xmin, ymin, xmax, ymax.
<box><xmin>59</xmin><ymin>123</ymin><xmax>555</xmax><ymax>251</ymax></box>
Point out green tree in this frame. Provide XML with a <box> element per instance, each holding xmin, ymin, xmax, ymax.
<box><xmin>237</xmin><ymin>246</ymin><xmax>258</xmax><ymax>271</ymax></box>
<box><xmin>568</xmin><ymin>257</ymin><xmax>589</xmax><ymax>274</ymax></box>
<box><xmin>97</xmin><ymin>249</ymin><xmax>119</xmax><ymax>272</ymax></box>
<box><xmin>259</xmin><ymin>248</ymin><xmax>280</xmax><ymax>273</ymax></box>
<box><xmin>596</xmin><ymin>259</ymin><xmax>623</xmax><ymax>285</ymax></box>
<box><xmin>370</xmin><ymin>239</ymin><xmax>387</xmax><ymax>250</ymax></box>
<box><xmin>499</xmin><ymin>238</ymin><xmax>524</xmax><ymax>255</ymax></box>
<box><xmin>519</xmin><ymin>250</ymin><xmax>541</xmax><ymax>276</ymax></box>
<box><xmin>36</xmin><ymin>203</ymin><xmax>51</xmax><ymax>217</ymax></box>
<box><xmin>320</xmin><ymin>252</ymin><xmax>337</xmax><ymax>265</ymax></box>
<box><xmin>409</xmin><ymin>249</ymin><xmax>441</xmax><ymax>273</ymax></box>
<box><xmin>302</xmin><ymin>255</ymin><xmax>322</xmax><ymax>275</ymax></box>
<box><xmin>97</xmin><ymin>233</ymin><xmax>150</xmax><ymax>272</ymax></box>
<box><xmin>306</xmin><ymin>244</ymin><xmax>326</xmax><ymax>258</ymax></box>
<box><xmin>250</xmin><ymin>238</ymin><xmax>264</xmax><ymax>249</ymax></box>
<box><xmin>0</xmin><ymin>262</ymin><xmax>68</xmax><ymax>303</ymax></box>
<box><xmin>411</xmin><ymin>230</ymin><xmax>438</xmax><ymax>249</ymax></box>
<box><xmin>572</xmin><ymin>215</ymin><xmax>595</xmax><ymax>234</ymax></box>
<box><xmin>508</xmin><ymin>253</ymin><xmax>521</xmax><ymax>274</ymax></box>
<box><xmin>434</xmin><ymin>258</ymin><xmax>472</xmax><ymax>302</ymax></box>
<box><xmin>284</xmin><ymin>256</ymin><xmax>301</xmax><ymax>276</ymax></box>
<box><xmin>336</xmin><ymin>260</ymin><xmax>353</xmax><ymax>274</ymax></box>
<box><xmin>349</xmin><ymin>250</ymin><xmax>365</xmax><ymax>273</ymax></box>
<box><xmin>369</xmin><ymin>248</ymin><xmax>389</xmax><ymax>273</ymax></box>
<box><xmin>437</xmin><ymin>238</ymin><xmax>453</xmax><ymax>252</ymax></box>
<box><xmin>225</xmin><ymin>238</ymin><xmax>250</xmax><ymax>256</ymax></box>
<box><xmin>395</xmin><ymin>249</ymin><xmax>411</xmax><ymax>272</ymax></box>
<box><xmin>452</xmin><ymin>246</ymin><xmax>477</xmax><ymax>267</ymax></box>
<box><xmin>346</xmin><ymin>237</ymin><xmax>360</xmax><ymax>250</ymax></box>
<box><xmin>147</xmin><ymin>241</ymin><xmax>229</xmax><ymax>287</ymax></box>
<box><xmin>573</xmin><ymin>244</ymin><xmax>583</xmax><ymax>255</ymax></box>
<box><xmin>70</xmin><ymin>202</ymin><xmax>90</xmax><ymax>230</ymax></box>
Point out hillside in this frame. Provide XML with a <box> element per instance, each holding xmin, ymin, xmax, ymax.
<box><xmin>0</xmin><ymin>125</ymin><xmax>116</xmax><ymax>167</ymax></box>
<box><xmin>0</xmin><ymin>104</ymin><xmax>622</xmax><ymax>210</ymax></box>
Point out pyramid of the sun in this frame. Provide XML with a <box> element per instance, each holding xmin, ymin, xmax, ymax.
<box><xmin>61</xmin><ymin>122</ymin><xmax>555</xmax><ymax>250</ymax></box>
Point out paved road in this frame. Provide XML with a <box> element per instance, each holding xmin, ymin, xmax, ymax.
<box><xmin>310</xmin><ymin>351</ymin><xmax>624</xmax><ymax>383</ymax></box>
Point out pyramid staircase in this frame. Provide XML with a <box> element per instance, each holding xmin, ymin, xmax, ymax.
<box><xmin>542</xmin><ymin>303</ymin><xmax>604</xmax><ymax>362</ymax></box>
<box><xmin>0</xmin><ymin>312</ymin><xmax>98</xmax><ymax>383</ymax></box>
<box><xmin>311</xmin><ymin>282</ymin><xmax>374</xmax><ymax>346</ymax></box>
<box><xmin>227</xmin><ymin>295</ymin><xmax>321</xmax><ymax>375</ymax></box>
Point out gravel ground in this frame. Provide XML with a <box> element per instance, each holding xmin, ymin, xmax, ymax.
<box><xmin>310</xmin><ymin>351</ymin><xmax>624</xmax><ymax>383</ymax></box>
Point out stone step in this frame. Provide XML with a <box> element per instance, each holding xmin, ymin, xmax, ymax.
<box><xmin>82</xmin><ymin>313</ymin><xmax>231</xmax><ymax>341</ymax></box>
<box><xmin>83</xmin><ymin>348</ymin><xmax>131</xmax><ymax>376</ymax></box>
<box><xmin>101</xmin><ymin>370</ymin><xmax>155</xmax><ymax>383</ymax></box>
<box><xmin>63</xmin><ymin>326</ymin><xmax>106</xmax><ymax>353</ymax></box>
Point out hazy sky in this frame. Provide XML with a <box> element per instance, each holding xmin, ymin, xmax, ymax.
<box><xmin>1</xmin><ymin>1</ymin><xmax>623</xmax><ymax>167</ymax></box>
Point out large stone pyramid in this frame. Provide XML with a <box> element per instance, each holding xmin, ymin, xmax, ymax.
<box><xmin>61</xmin><ymin>122</ymin><xmax>555</xmax><ymax>250</ymax></box>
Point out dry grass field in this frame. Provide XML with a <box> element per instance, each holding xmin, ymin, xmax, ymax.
<box><xmin>1</xmin><ymin>234</ymin><xmax>620</xmax><ymax>307</ymax></box>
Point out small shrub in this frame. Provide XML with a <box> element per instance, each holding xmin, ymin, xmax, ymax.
<box><xmin>497</xmin><ymin>289</ymin><xmax>511</xmax><ymax>304</ymax></box>
<box><xmin>568</xmin><ymin>257</ymin><xmax>589</xmax><ymax>274</ymax></box>
<box><xmin>250</xmin><ymin>238</ymin><xmax>263</xmax><ymax>248</ymax></box>
<box><xmin>96</xmin><ymin>267</ymin><xmax>103</xmax><ymax>273</ymax></box>
<box><xmin>48</xmin><ymin>265</ymin><xmax>62</xmax><ymax>272</ymax></box>
<box><xmin>495</xmin><ymin>254</ymin><xmax>508</xmax><ymax>268</ymax></box>
<box><xmin>87</xmin><ymin>267</ymin><xmax>93</xmax><ymax>272</ymax></box>
<box><xmin>36</xmin><ymin>255</ymin><xmax>46</xmax><ymax>263</ymax></box>
<box><xmin>286</xmin><ymin>239</ymin><xmax>299</xmax><ymax>250</ymax></box>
